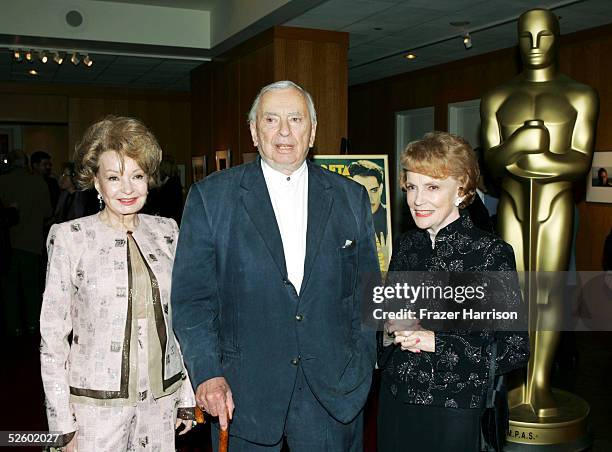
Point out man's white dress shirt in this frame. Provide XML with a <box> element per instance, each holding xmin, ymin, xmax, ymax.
<box><xmin>261</xmin><ymin>158</ymin><xmax>308</xmax><ymax>294</ymax></box>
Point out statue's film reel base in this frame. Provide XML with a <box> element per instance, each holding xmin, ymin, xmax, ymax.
<box><xmin>505</xmin><ymin>388</ymin><xmax>591</xmax><ymax>451</ymax></box>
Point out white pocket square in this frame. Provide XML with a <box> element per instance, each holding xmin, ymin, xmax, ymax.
<box><xmin>342</xmin><ymin>239</ymin><xmax>354</xmax><ymax>248</ymax></box>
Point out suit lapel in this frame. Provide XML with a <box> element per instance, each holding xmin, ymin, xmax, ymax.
<box><xmin>240</xmin><ymin>159</ymin><xmax>287</xmax><ymax>277</ymax></box>
<box><xmin>300</xmin><ymin>162</ymin><xmax>333</xmax><ymax>294</ymax></box>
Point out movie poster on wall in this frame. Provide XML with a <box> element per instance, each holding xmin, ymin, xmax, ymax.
<box><xmin>311</xmin><ymin>155</ymin><xmax>392</xmax><ymax>273</ymax></box>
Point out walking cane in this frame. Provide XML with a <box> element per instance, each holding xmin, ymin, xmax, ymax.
<box><xmin>194</xmin><ymin>406</ymin><xmax>206</xmax><ymax>424</ymax></box>
<box><xmin>219</xmin><ymin>423</ymin><xmax>229</xmax><ymax>452</ymax></box>
<box><xmin>194</xmin><ymin>406</ymin><xmax>230</xmax><ymax>451</ymax></box>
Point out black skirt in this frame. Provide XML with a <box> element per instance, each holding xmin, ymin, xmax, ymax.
<box><xmin>378</xmin><ymin>385</ymin><xmax>484</xmax><ymax>452</ymax></box>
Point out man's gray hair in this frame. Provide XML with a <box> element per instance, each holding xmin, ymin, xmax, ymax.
<box><xmin>247</xmin><ymin>80</ymin><xmax>317</xmax><ymax>125</ymax></box>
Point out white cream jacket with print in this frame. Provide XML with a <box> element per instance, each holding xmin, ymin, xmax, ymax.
<box><xmin>40</xmin><ymin>213</ymin><xmax>195</xmax><ymax>435</ymax></box>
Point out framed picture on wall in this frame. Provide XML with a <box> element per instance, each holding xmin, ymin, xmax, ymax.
<box><xmin>191</xmin><ymin>156</ymin><xmax>206</xmax><ymax>182</ymax></box>
<box><xmin>311</xmin><ymin>154</ymin><xmax>392</xmax><ymax>273</ymax></box>
<box><xmin>216</xmin><ymin>149</ymin><xmax>230</xmax><ymax>171</ymax></box>
<box><xmin>586</xmin><ymin>151</ymin><xmax>612</xmax><ymax>203</ymax></box>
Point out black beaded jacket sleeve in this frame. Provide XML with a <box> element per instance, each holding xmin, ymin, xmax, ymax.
<box><xmin>379</xmin><ymin>212</ymin><xmax>529</xmax><ymax>409</ymax></box>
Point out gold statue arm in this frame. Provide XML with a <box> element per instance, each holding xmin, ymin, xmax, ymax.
<box><xmin>511</xmin><ymin>90</ymin><xmax>599</xmax><ymax>181</ymax></box>
<box><xmin>481</xmin><ymin>96</ymin><xmax>549</xmax><ymax>180</ymax></box>
<box><xmin>481</xmin><ymin>88</ymin><xmax>599</xmax><ymax>182</ymax></box>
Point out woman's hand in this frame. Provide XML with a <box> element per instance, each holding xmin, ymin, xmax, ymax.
<box><xmin>393</xmin><ymin>329</ymin><xmax>435</xmax><ymax>353</ymax></box>
<box><xmin>175</xmin><ymin>418</ymin><xmax>196</xmax><ymax>436</ymax></box>
<box><xmin>383</xmin><ymin>318</ymin><xmax>421</xmax><ymax>346</ymax></box>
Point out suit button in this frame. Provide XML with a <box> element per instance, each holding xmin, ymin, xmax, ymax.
<box><xmin>291</xmin><ymin>357</ymin><xmax>299</xmax><ymax>366</ymax></box>
<box><xmin>295</xmin><ymin>314</ymin><xmax>303</xmax><ymax>321</ymax></box>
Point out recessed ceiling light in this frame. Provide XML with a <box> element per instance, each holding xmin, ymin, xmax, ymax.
<box><xmin>405</xmin><ymin>53</ymin><xmax>417</xmax><ymax>60</ymax></box>
<box><xmin>28</xmin><ymin>69</ymin><xmax>38</xmax><ymax>76</ymax></box>
<box><xmin>450</xmin><ymin>21</ymin><xmax>470</xmax><ymax>27</ymax></box>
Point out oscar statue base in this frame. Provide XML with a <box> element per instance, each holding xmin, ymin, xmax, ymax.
<box><xmin>504</xmin><ymin>388</ymin><xmax>591</xmax><ymax>451</ymax></box>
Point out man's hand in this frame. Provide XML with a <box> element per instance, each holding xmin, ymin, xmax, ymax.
<box><xmin>195</xmin><ymin>377</ymin><xmax>235</xmax><ymax>430</ymax></box>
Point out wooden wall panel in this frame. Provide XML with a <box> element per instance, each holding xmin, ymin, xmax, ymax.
<box><xmin>190</xmin><ymin>63</ymin><xmax>213</xmax><ymax>181</ymax></box>
<box><xmin>190</xmin><ymin>42</ymin><xmax>274</xmax><ymax>176</ymax></box>
<box><xmin>0</xmin><ymin>82</ymin><xmax>190</xmax><ymax>181</ymax></box>
<box><xmin>238</xmin><ymin>42</ymin><xmax>275</xmax><ymax>162</ymax></box>
<box><xmin>273</xmin><ymin>27</ymin><xmax>349</xmax><ymax>154</ymax></box>
<box><xmin>348</xmin><ymin>25</ymin><xmax>612</xmax><ymax>270</ymax></box>
<box><xmin>190</xmin><ymin>26</ymin><xmax>348</xmax><ymax>176</ymax></box>
<box><xmin>22</xmin><ymin>124</ymin><xmax>69</xmax><ymax>169</ymax></box>
<box><xmin>0</xmin><ymin>93</ymin><xmax>68</xmax><ymax>123</ymax></box>
<box><xmin>68</xmin><ymin>97</ymin><xmax>190</xmax><ymax>168</ymax></box>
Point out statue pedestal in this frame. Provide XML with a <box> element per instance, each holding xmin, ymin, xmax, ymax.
<box><xmin>505</xmin><ymin>388</ymin><xmax>591</xmax><ymax>451</ymax></box>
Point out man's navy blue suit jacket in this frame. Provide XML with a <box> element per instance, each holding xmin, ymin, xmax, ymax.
<box><xmin>171</xmin><ymin>157</ymin><xmax>378</xmax><ymax>445</ymax></box>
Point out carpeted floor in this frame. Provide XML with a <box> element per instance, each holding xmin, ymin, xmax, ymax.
<box><xmin>1</xmin><ymin>331</ymin><xmax>610</xmax><ymax>451</ymax></box>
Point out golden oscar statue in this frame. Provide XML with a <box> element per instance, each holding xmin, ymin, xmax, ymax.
<box><xmin>481</xmin><ymin>8</ymin><xmax>598</xmax><ymax>449</ymax></box>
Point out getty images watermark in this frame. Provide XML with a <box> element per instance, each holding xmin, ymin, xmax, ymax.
<box><xmin>371</xmin><ymin>281</ymin><xmax>519</xmax><ymax>321</ymax></box>
<box><xmin>358</xmin><ymin>271</ymin><xmax>612</xmax><ymax>332</ymax></box>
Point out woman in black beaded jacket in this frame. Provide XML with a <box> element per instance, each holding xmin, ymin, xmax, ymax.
<box><xmin>377</xmin><ymin>132</ymin><xmax>529</xmax><ymax>452</ymax></box>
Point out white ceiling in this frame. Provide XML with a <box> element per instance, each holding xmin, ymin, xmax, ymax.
<box><xmin>285</xmin><ymin>0</ymin><xmax>612</xmax><ymax>85</ymax></box>
<box><xmin>1</xmin><ymin>0</ymin><xmax>612</xmax><ymax>90</ymax></box>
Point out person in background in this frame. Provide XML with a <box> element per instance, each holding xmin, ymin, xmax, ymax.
<box><xmin>377</xmin><ymin>132</ymin><xmax>529</xmax><ymax>452</ymax></box>
<box><xmin>52</xmin><ymin>162</ymin><xmax>98</xmax><ymax>224</ymax></box>
<box><xmin>0</xmin><ymin>149</ymin><xmax>51</xmax><ymax>337</ymax></box>
<box><xmin>144</xmin><ymin>158</ymin><xmax>184</xmax><ymax>225</ymax></box>
<box><xmin>470</xmin><ymin>147</ymin><xmax>496</xmax><ymax>233</ymax></box>
<box><xmin>40</xmin><ymin>116</ymin><xmax>195</xmax><ymax>451</ymax></box>
<box><xmin>31</xmin><ymin>150</ymin><xmax>60</xmax><ymax>210</ymax></box>
<box><xmin>0</xmin><ymin>199</ymin><xmax>19</xmax><ymax>279</ymax></box>
<box><xmin>597</xmin><ymin>168</ymin><xmax>612</xmax><ymax>187</ymax></box>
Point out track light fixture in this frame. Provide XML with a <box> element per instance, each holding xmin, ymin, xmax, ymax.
<box><xmin>463</xmin><ymin>33</ymin><xmax>472</xmax><ymax>49</ymax></box>
<box><xmin>8</xmin><ymin>48</ymin><xmax>95</xmax><ymax>69</ymax></box>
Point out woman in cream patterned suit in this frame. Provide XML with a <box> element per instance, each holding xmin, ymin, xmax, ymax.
<box><xmin>40</xmin><ymin>116</ymin><xmax>195</xmax><ymax>451</ymax></box>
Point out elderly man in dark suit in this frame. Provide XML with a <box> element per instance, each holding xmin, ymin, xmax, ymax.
<box><xmin>172</xmin><ymin>80</ymin><xmax>378</xmax><ymax>451</ymax></box>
